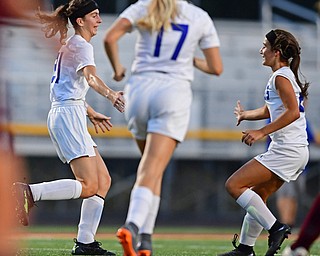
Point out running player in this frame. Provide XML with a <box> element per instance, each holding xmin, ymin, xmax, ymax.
<box><xmin>104</xmin><ymin>0</ymin><xmax>223</xmax><ymax>255</ymax></box>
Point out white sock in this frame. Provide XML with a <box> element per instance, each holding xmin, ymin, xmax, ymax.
<box><xmin>30</xmin><ymin>179</ymin><xmax>82</xmax><ymax>201</ymax></box>
<box><xmin>139</xmin><ymin>195</ymin><xmax>160</xmax><ymax>234</ymax></box>
<box><xmin>236</xmin><ymin>189</ymin><xmax>276</xmax><ymax>230</ymax></box>
<box><xmin>126</xmin><ymin>186</ymin><xmax>153</xmax><ymax>229</ymax></box>
<box><xmin>77</xmin><ymin>195</ymin><xmax>104</xmax><ymax>244</ymax></box>
<box><xmin>239</xmin><ymin>213</ymin><xmax>264</xmax><ymax>246</ymax></box>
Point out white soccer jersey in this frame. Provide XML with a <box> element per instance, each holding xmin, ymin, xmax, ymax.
<box><xmin>49</xmin><ymin>35</ymin><xmax>96</xmax><ymax>102</ymax></box>
<box><xmin>264</xmin><ymin>66</ymin><xmax>308</xmax><ymax>145</ymax></box>
<box><xmin>120</xmin><ymin>0</ymin><xmax>220</xmax><ymax>81</ymax></box>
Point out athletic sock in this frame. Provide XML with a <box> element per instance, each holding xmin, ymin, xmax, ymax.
<box><xmin>236</xmin><ymin>189</ymin><xmax>276</xmax><ymax>230</ymax></box>
<box><xmin>240</xmin><ymin>213</ymin><xmax>264</xmax><ymax>246</ymax></box>
<box><xmin>126</xmin><ymin>186</ymin><xmax>153</xmax><ymax>229</ymax></box>
<box><xmin>30</xmin><ymin>179</ymin><xmax>82</xmax><ymax>201</ymax></box>
<box><xmin>139</xmin><ymin>195</ymin><xmax>160</xmax><ymax>235</ymax></box>
<box><xmin>77</xmin><ymin>195</ymin><xmax>104</xmax><ymax>244</ymax></box>
<box><xmin>291</xmin><ymin>194</ymin><xmax>320</xmax><ymax>250</ymax></box>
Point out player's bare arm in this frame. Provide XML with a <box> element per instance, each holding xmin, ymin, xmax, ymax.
<box><xmin>83</xmin><ymin>65</ymin><xmax>125</xmax><ymax>112</ymax></box>
<box><xmin>234</xmin><ymin>101</ymin><xmax>269</xmax><ymax>126</ymax></box>
<box><xmin>194</xmin><ymin>47</ymin><xmax>223</xmax><ymax>75</ymax></box>
<box><xmin>104</xmin><ymin>18</ymin><xmax>131</xmax><ymax>81</ymax></box>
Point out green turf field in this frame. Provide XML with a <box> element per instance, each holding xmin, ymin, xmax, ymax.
<box><xmin>15</xmin><ymin>226</ymin><xmax>320</xmax><ymax>256</ymax></box>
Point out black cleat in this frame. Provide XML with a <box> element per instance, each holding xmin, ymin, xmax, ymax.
<box><xmin>265</xmin><ymin>224</ymin><xmax>291</xmax><ymax>256</ymax></box>
<box><xmin>71</xmin><ymin>239</ymin><xmax>116</xmax><ymax>255</ymax></box>
<box><xmin>218</xmin><ymin>249</ymin><xmax>256</xmax><ymax>256</ymax></box>
<box><xmin>218</xmin><ymin>234</ymin><xmax>256</xmax><ymax>256</ymax></box>
<box><xmin>12</xmin><ymin>182</ymin><xmax>35</xmax><ymax>226</ymax></box>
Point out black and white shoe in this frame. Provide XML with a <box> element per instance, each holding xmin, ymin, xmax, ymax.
<box><xmin>218</xmin><ymin>234</ymin><xmax>256</xmax><ymax>256</ymax></box>
<box><xmin>218</xmin><ymin>248</ymin><xmax>256</xmax><ymax>256</ymax></box>
<box><xmin>71</xmin><ymin>239</ymin><xmax>116</xmax><ymax>255</ymax></box>
<box><xmin>265</xmin><ymin>224</ymin><xmax>291</xmax><ymax>256</ymax></box>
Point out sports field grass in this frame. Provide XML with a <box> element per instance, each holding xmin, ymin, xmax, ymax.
<box><xmin>14</xmin><ymin>226</ymin><xmax>320</xmax><ymax>256</ymax></box>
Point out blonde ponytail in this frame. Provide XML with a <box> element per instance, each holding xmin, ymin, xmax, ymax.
<box><xmin>137</xmin><ymin>0</ymin><xmax>179</xmax><ymax>32</ymax></box>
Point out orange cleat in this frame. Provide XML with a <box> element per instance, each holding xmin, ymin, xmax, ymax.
<box><xmin>138</xmin><ymin>249</ymin><xmax>152</xmax><ymax>256</ymax></box>
<box><xmin>117</xmin><ymin>226</ymin><xmax>137</xmax><ymax>256</ymax></box>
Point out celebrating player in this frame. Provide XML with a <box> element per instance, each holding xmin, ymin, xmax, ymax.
<box><xmin>12</xmin><ymin>0</ymin><xmax>124</xmax><ymax>255</ymax></box>
<box><xmin>219</xmin><ymin>29</ymin><xmax>309</xmax><ymax>256</ymax></box>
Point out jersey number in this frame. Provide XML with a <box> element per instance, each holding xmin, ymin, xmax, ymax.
<box><xmin>299</xmin><ymin>94</ymin><xmax>305</xmax><ymax>113</ymax></box>
<box><xmin>265</xmin><ymin>88</ymin><xmax>305</xmax><ymax>113</ymax></box>
<box><xmin>154</xmin><ymin>23</ymin><xmax>189</xmax><ymax>61</ymax></box>
<box><xmin>51</xmin><ymin>52</ymin><xmax>63</xmax><ymax>84</ymax></box>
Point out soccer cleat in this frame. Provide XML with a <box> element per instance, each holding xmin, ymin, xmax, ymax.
<box><xmin>137</xmin><ymin>234</ymin><xmax>152</xmax><ymax>256</ymax></box>
<box><xmin>281</xmin><ymin>246</ymin><xmax>309</xmax><ymax>256</ymax></box>
<box><xmin>117</xmin><ymin>226</ymin><xmax>138</xmax><ymax>256</ymax></box>
<box><xmin>265</xmin><ymin>224</ymin><xmax>291</xmax><ymax>256</ymax></box>
<box><xmin>71</xmin><ymin>239</ymin><xmax>116</xmax><ymax>255</ymax></box>
<box><xmin>12</xmin><ymin>182</ymin><xmax>35</xmax><ymax>226</ymax></box>
<box><xmin>218</xmin><ymin>248</ymin><xmax>256</xmax><ymax>256</ymax></box>
<box><xmin>218</xmin><ymin>234</ymin><xmax>256</xmax><ymax>256</ymax></box>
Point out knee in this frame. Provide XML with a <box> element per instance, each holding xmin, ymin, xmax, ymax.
<box><xmin>98</xmin><ymin>173</ymin><xmax>111</xmax><ymax>196</ymax></box>
<box><xmin>225</xmin><ymin>178</ymin><xmax>232</xmax><ymax>194</ymax></box>
<box><xmin>225</xmin><ymin>177</ymin><xmax>238</xmax><ymax>198</ymax></box>
<box><xmin>101</xmin><ymin>173</ymin><xmax>112</xmax><ymax>193</ymax></box>
<box><xmin>81</xmin><ymin>181</ymin><xmax>99</xmax><ymax>198</ymax></box>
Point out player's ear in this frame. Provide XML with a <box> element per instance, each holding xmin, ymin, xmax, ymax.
<box><xmin>274</xmin><ymin>49</ymin><xmax>280</xmax><ymax>58</ymax></box>
<box><xmin>76</xmin><ymin>17</ymin><xmax>85</xmax><ymax>27</ymax></box>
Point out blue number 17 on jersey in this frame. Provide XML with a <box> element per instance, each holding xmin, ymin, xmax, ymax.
<box><xmin>154</xmin><ymin>23</ymin><xmax>189</xmax><ymax>61</ymax></box>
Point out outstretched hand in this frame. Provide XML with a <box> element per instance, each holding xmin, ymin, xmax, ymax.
<box><xmin>234</xmin><ymin>100</ymin><xmax>245</xmax><ymax>126</ymax></box>
<box><xmin>87</xmin><ymin>109</ymin><xmax>113</xmax><ymax>134</ymax></box>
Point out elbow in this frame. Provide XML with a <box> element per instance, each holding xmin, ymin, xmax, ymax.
<box><xmin>210</xmin><ymin>65</ymin><xmax>223</xmax><ymax>76</ymax></box>
<box><xmin>289</xmin><ymin>109</ymin><xmax>300</xmax><ymax>123</ymax></box>
<box><xmin>207</xmin><ymin>61</ymin><xmax>223</xmax><ymax>76</ymax></box>
<box><xmin>103</xmin><ymin>35</ymin><xmax>111</xmax><ymax>46</ymax></box>
<box><xmin>103</xmin><ymin>32</ymin><xmax>116</xmax><ymax>46</ymax></box>
<box><xmin>294</xmin><ymin>110</ymin><xmax>301</xmax><ymax>121</ymax></box>
<box><xmin>213</xmin><ymin>66</ymin><xmax>223</xmax><ymax>76</ymax></box>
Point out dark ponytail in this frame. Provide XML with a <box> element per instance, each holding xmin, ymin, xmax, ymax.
<box><xmin>266</xmin><ymin>29</ymin><xmax>309</xmax><ymax>98</ymax></box>
<box><xmin>289</xmin><ymin>52</ymin><xmax>309</xmax><ymax>99</ymax></box>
